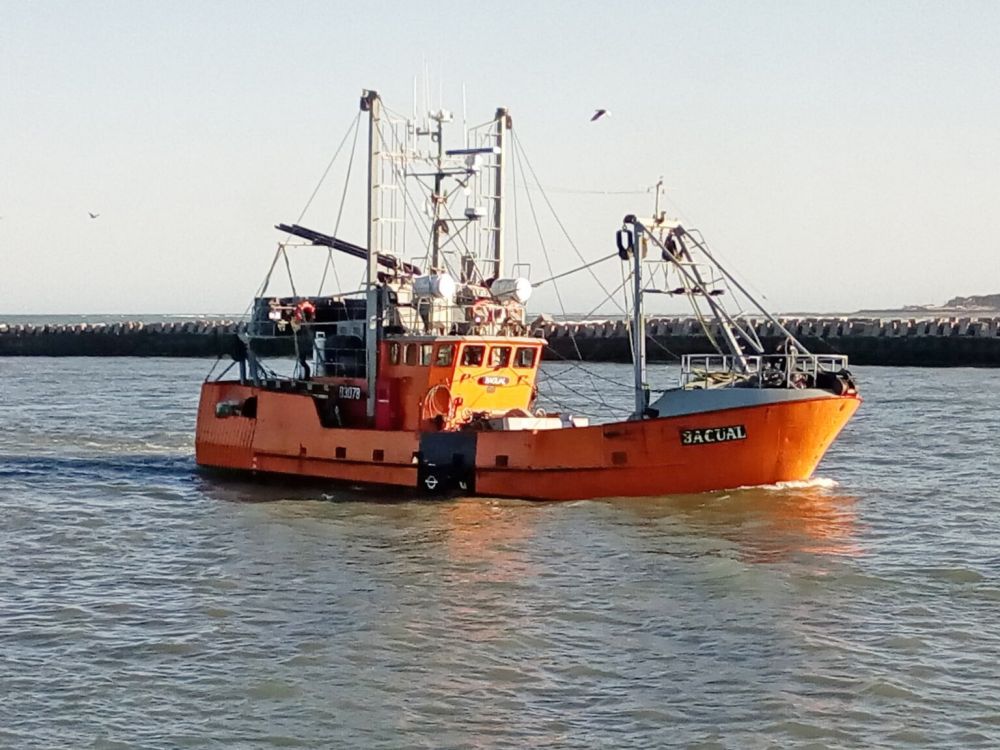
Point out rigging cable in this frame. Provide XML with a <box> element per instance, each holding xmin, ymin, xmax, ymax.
<box><xmin>511</xmin><ymin>132</ymin><xmax>626</xmax><ymax>315</ymax></box>
<box><xmin>531</xmin><ymin>252</ymin><xmax>619</xmax><ymax>288</ymax></box>
<box><xmin>532</xmin><ymin>271</ymin><xmax>635</xmax><ymax>412</ymax></box>
<box><xmin>511</xmin><ymin>136</ymin><xmax>522</xmax><ymax>269</ymax></box>
<box><xmin>512</xmin><ymin>136</ymin><xmax>583</xmax><ymax>362</ymax></box>
<box><xmin>318</xmin><ymin>113</ymin><xmax>362</xmax><ymax>295</ymax></box>
<box><xmin>515</xmin><ymin>183</ymin><xmax>654</xmax><ymax>196</ymax></box>
<box><xmin>507</xmin><ymin>134</ymin><xmax>629</xmax><ymax>413</ymax></box>
<box><xmin>251</xmin><ymin>112</ymin><xmax>361</xmax><ymax>307</ymax></box>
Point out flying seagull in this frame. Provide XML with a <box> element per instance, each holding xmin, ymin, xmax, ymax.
<box><xmin>88</xmin><ymin>212</ymin><xmax>100</xmax><ymax>219</ymax></box>
<box><xmin>590</xmin><ymin>109</ymin><xmax>610</xmax><ymax>122</ymax></box>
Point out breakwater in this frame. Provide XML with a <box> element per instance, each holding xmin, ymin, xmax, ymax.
<box><xmin>1</xmin><ymin>317</ymin><xmax>999</xmax><ymax>366</ymax></box>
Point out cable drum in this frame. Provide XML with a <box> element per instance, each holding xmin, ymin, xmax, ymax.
<box><xmin>490</xmin><ymin>277</ymin><xmax>532</xmax><ymax>304</ymax></box>
<box><xmin>413</xmin><ymin>274</ymin><xmax>457</xmax><ymax>301</ymax></box>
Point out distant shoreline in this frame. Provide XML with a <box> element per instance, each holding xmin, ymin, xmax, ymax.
<box><xmin>3</xmin><ymin>307</ymin><xmax>1000</xmax><ymax>326</ymax></box>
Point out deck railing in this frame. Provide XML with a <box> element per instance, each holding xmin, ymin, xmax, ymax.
<box><xmin>680</xmin><ymin>353</ymin><xmax>849</xmax><ymax>389</ymax></box>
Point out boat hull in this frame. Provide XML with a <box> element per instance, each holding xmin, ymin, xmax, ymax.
<box><xmin>196</xmin><ymin>382</ymin><xmax>860</xmax><ymax>501</ymax></box>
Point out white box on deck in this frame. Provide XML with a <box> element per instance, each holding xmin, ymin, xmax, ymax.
<box><xmin>488</xmin><ymin>416</ymin><xmax>590</xmax><ymax>431</ymax></box>
<box><xmin>491</xmin><ymin>417</ymin><xmax>564</xmax><ymax>431</ymax></box>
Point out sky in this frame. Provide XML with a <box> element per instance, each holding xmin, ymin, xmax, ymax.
<box><xmin>2</xmin><ymin>0</ymin><xmax>999</xmax><ymax>316</ymax></box>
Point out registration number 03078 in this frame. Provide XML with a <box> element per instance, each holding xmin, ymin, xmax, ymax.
<box><xmin>338</xmin><ymin>385</ymin><xmax>362</xmax><ymax>400</ymax></box>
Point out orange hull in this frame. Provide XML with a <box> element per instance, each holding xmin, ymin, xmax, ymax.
<box><xmin>196</xmin><ymin>382</ymin><xmax>859</xmax><ymax>501</ymax></box>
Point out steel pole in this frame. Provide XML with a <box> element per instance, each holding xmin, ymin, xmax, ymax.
<box><xmin>363</xmin><ymin>89</ymin><xmax>380</xmax><ymax>421</ymax></box>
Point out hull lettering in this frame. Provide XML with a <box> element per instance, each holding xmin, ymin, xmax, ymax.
<box><xmin>338</xmin><ymin>385</ymin><xmax>363</xmax><ymax>400</ymax></box>
<box><xmin>680</xmin><ymin>424</ymin><xmax>748</xmax><ymax>446</ymax></box>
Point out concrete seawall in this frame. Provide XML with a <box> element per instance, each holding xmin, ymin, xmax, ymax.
<box><xmin>536</xmin><ymin>316</ymin><xmax>1000</xmax><ymax>367</ymax></box>
<box><xmin>1</xmin><ymin>317</ymin><xmax>999</xmax><ymax>366</ymax></box>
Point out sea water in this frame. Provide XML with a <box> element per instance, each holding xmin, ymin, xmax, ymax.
<box><xmin>1</xmin><ymin>358</ymin><xmax>998</xmax><ymax>748</ymax></box>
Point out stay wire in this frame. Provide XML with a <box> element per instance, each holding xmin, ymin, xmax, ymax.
<box><xmin>511</xmin><ymin>132</ymin><xmax>522</xmax><ymax>269</ymax></box>
<box><xmin>532</xmin><ymin>252</ymin><xmax>619</xmax><ymax>289</ymax></box>
<box><xmin>513</xmin><ymin>139</ymin><xmax>583</xmax><ymax>362</ymax></box>
<box><xmin>244</xmin><ymin>112</ymin><xmax>361</xmax><ymax>322</ymax></box>
<box><xmin>512</xmin><ymin>132</ymin><xmax>626</xmax><ymax>315</ymax></box>
<box><xmin>534</xmin><ymin>374</ymin><xmax>620</xmax><ymax>416</ymax></box>
<box><xmin>509</xmin><ymin>139</ymin><xmax>618</xmax><ymax>411</ymax></box>
<box><xmin>552</xmin><ymin>274</ymin><xmax>633</xmax><ymax>413</ymax></box>
<box><xmin>318</xmin><ymin>114</ymin><xmax>362</xmax><ymax>295</ymax></box>
<box><xmin>296</xmin><ymin>111</ymin><xmax>362</xmax><ymax>227</ymax></box>
<box><xmin>515</xmin><ymin>183</ymin><xmax>652</xmax><ymax>196</ymax></box>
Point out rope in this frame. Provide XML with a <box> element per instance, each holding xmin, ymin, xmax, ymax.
<box><xmin>511</xmin><ymin>138</ymin><xmax>522</xmax><ymax>269</ymax></box>
<box><xmin>512</xmin><ymin>132</ymin><xmax>626</xmax><ymax>315</ymax></box>
<box><xmin>296</xmin><ymin>112</ymin><xmax>362</xmax><ymax>227</ymax></box>
<box><xmin>233</xmin><ymin>112</ymin><xmax>362</xmax><ymax>333</ymax></box>
<box><xmin>255</xmin><ymin>246</ymin><xmax>283</xmax><ymax>301</ymax></box>
<box><xmin>535</xmin><ymin>371</ymin><xmax>621</xmax><ymax>415</ymax></box>
<box><xmin>513</xmin><ymin>141</ymin><xmax>583</xmax><ymax>362</ymax></box>
<box><xmin>515</xmin><ymin>182</ymin><xmax>654</xmax><ymax>196</ymax></box>
<box><xmin>532</xmin><ymin>252</ymin><xmax>619</xmax><ymax>287</ymax></box>
<box><xmin>318</xmin><ymin>114</ymin><xmax>362</xmax><ymax>295</ymax></box>
<box><xmin>281</xmin><ymin>245</ymin><xmax>297</xmax><ymax>298</ymax></box>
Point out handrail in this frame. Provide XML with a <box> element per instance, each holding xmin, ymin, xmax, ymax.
<box><xmin>680</xmin><ymin>353</ymin><xmax>849</xmax><ymax>389</ymax></box>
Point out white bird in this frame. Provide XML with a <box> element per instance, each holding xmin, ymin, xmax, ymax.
<box><xmin>590</xmin><ymin>109</ymin><xmax>610</xmax><ymax>122</ymax></box>
<box><xmin>88</xmin><ymin>212</ymin><xmax>100</xmax><ymax>219</ymax></box>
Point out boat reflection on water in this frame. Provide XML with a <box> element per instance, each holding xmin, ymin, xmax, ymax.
<box><xmin>195</xmin><ymin>473</ymin><xmax>542</xmax><ymax>575</ymax></box>
<box><xmin>432</xmin><ymin>500</ymin><xmax>540</xmax><ymax>580</ymax></box>
<box><xmin>615</xmin><ymin>479</ymin><xmax>863</xmax><ymax>562</ymax></box>
<box><xmin>196</xmin><ymin>471</ymin><xmax>860</xmax><ymax>566</ymax></box>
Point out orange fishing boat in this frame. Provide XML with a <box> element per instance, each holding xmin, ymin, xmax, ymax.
<box><xmin>196</xmin><ymin>89</ymin><xmax>860</xmax><ymax>500</ymax></box>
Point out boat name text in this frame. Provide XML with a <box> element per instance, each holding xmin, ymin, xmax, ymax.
<box><xmin>478</xmin><ymin>375</ymin><xmax>509</xmax><ymax>386</ymax></box>
<box><xmin>338</xmin><ymin>385</ymin><xmax>363</xmax><ymax>400</ymax></box>
<box><xmin>680</xmin><ymin>425</ymin><xmax>747</xmax><ymax>446</ymax></box>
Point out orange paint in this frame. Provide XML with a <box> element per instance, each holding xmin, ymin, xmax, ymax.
<box><xmin>196</xmin><ymin>380</ymin><xmax>859</xmax><ymax>501</ymax></box>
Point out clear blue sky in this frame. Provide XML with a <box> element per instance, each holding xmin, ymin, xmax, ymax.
<box><xmin>2</xmin><ymin>1</ymin><xmax>998</xmax><ymax>315</ymax></box>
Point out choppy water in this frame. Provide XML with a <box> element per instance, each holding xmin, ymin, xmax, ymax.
<box><xmin>2</xmin><ymin>358</ymin><xmax>999</xmax><ymax>749</ymax></box>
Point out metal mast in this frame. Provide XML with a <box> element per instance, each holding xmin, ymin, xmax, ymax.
<box><xmin>625</xmin><ymin>216</ymin><xmax>648</xmax><ymax>419</ymax></box>
<box><xmin>430</xmin><ymin>113</ymin><xmax>445</xmax><ymax>271</ymax></box>
<box><xmin>362</xmin><ymin>89</ymin><xmax>381</xmax><ymax>421</ymax></box>
<box><xmin>491</xmin><ymin>108</ymin><xmax>509</xmax><ymax>279</ymax></box>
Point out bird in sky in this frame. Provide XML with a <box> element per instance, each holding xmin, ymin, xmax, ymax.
<box><xmin>590</xmin><ymin>109</ymin><xmax>610</xmax><ymax>122</ymax></box>
<box><xmin>88</xmin><ymin>212</ymin><xmax>100</xmax><ymax>219</ymax></box>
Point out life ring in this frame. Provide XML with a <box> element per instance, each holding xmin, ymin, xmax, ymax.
<box><xmin>471</xmin><ymin>299</ymin><xmax>494</xmax><ymax>325</ymax></box>
<box><xmin>294</xmin><ymin>300</ymin><xmax>316</xmax><ymax>322</ymax></box>
<box><xmin>421</xmin><ymin>384</ymin><xmax>453</xmax><ymax>420</ymax></box>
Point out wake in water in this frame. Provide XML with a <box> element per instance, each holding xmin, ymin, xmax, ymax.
<box><xmin>754</xmin><ymin>477</ymin><xmax>840</xmax><ymax>492</ymax></box>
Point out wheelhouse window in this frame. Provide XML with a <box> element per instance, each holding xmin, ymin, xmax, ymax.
<box><xmin>489</xmin><ymin>346</ymin><xmax>511</xmax><ymax>367</ymax></box>
<box><xmin>514</xmin><ymin>347</ymin><xmax>536</xmax><ymax>368</ymax></box>
<box><xmin>435</xmin><ymin>344</ymin><xmax>455</xmax><ymax>367</ymax></box>
<box><xmin>404</xmin><ymin>344</ymin><xmax>418</xmax><ymax>366</ymax></box>
<box><xmin>420</xmin><ymin>344</ymin><xmax>434</xmax><ymax>366</ymax></box>
<box><xmin>388</xmin><ymin>342</ymin><xmax>401</xmax><ymax>365</ymax></box>
<box><xmin>461</xmin><ymin>345</ymin><xmax>485</xmax><ymax>367</ymax></box>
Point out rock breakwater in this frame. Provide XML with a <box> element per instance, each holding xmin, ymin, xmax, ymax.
<box><xmin>1</xmin><ymin>316</ymin><xmax>999</xmax><ymax>366</ymax></box>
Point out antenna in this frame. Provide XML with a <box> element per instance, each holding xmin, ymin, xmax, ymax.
<box><xmin>462</xmin><ymin>83</ymin><xmax>468</xmax><ymax>148</ymax></box>
<box><xmin>423</xmin><ymin>60</ymin><xmax>429</xmax><ymax>118</ymax></box>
